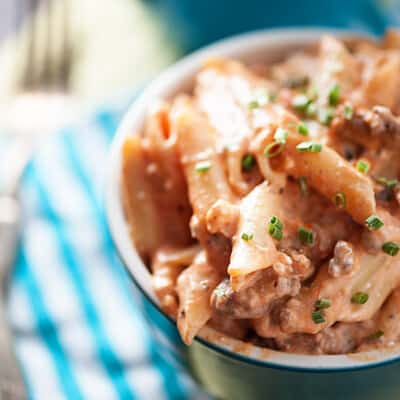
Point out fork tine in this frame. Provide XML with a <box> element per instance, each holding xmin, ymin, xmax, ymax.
<box><xmin>39</xmin><ymin>0</ymin><xmax>53</xmax><ymax>89</ymax></box>
<box><xmin>17</xmin><ymin>0</ymin><xmax>72</xmax><ymax>92</ymax></box>
<box><xmin>20</xmin><ymin>0</ymin><xmax>39</xmax><ymax>90</ymax></box>
<box><xmin>58</xmin><ymin>0</ymin><xmax>72</xmax><ymax>90</ymax></box>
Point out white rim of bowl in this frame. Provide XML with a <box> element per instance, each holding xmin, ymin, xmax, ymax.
<box><xmin>105</xmin><ymin>27</ymin><xmax>400</xmax><ymax>371</ymax></box>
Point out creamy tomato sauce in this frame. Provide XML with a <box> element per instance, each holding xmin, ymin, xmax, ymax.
<box><xmin>122</xmin><ymin>31</ymin><xmax>400</xmax><ymax>354</ymax></box>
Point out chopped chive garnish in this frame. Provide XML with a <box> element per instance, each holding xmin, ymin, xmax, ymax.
<box><xmin>298</xmin><ymin>227</ymin><xmax>314</xmax><ymax>245</ymax></box>
<box><xmin>242</xmin><ymin>154</ymin><xmax>255</xmax><ymax>171</ymax></box>
<box><xmin>376</xmin><ymin>177</ymin><xmax>399</xmax><ymax>189</ymax></box>
<box><xmin>292</xmin><ymin>94</ymin><xmax>311</xmax><ymax>112</ymax></box>
<box><xmin>269</xmin><ymin>215</ymin><xmax>283</xmax><ymax>230</ymax></box>
<box><xmin>312</xmin><ymin>310</ymin><xmax>325</xmax><ymax>324</ymax></box>
<box><xmin>274</xmin><ymin>128</ymin><xmax>289</xmax><ymax>143</ymax></box>
<box><xmin>386</xmin><ymin>179</ymin><xmax>398</xmax><ymax>188</ymax></box>
<box><xmin>318</xmin><ymin>107</ymin><xmax>335</xmax><ymax>126</ymax></box>
<box><xmin>356</xmin><ymin>159</ymin><xmax>370</xmax><ymax>174</ymax></box>
<box><xmin>315</xmin><ymin>298</ymin><xmax>331</xmax><ymax>310</ymax></box>
<box><xmin>296</xmin><ymin>141</ymin><xmax>322</xmax><ymax>153</ymax></box>
<box><xmin>365</xmin><ymin>215</ymin><xmax>384</xmax><ymax>231</ymax></box>
<box><xmin>247</xmin><ymin>97</ymin><xmax>266</xmax><ymax>109</ymax></box>
<box><xmin>283</xmin><ymin>76</ymin><xmax>309</xmax><ymax>89</ymax></box>
<box><xmin>344</xmin><ymin>104</ymin><xmax>353</xmax><ymax>120</ymax></box>
<box><xmin>268</xmin><ymin>215</ymin><xmax>283</xmax><ymax>240</ymax></box>
<box><xmin>264</xmin><ymin>141</ymin><xmax>285</xmax><ymax>158</ymax></box>
<box><xmin>382</xmin><ymin>241</ymin><xmax>400</xmax><ymax>256</ymax></box>
<box><xmin>306</xmin><ymin>102</ymin><xmax>317</xmax><ymax>118</ymax></box>
<box><xmin>299</xmin><ymin>176</ymin><xmax>308</xmax><ymax>195</ymax></box>
<box><xmin>298</xmin><ymin>121</ymin><xmax>309</xmax><ymax>136</ymax></box>
<box><xmin>307</xmin><ymin>87</ymin><xmax>318</xmax><ymax>101</ymax></box>
<box><xmin>351</xmin><ymin>292</ymin><xmax>369</xmax><ymax>305</ymax></box>
<box><xmin>269</xmin><ymin>92</ymin><xmax>278</xmax><ymax>102</ymax></box>
<box><xmin>328</xmin><ymin>83</ymin><xmax>341</xmax><ymax>106</ymax></box>
<box><xmin>334</xmin><ymin>192</ymin><xmax>347</xmax><ymax>209</ymax></box>
<box><xmin>269</xmin><ymin>226</ymin><xmax>283</xmax><ymax>240</ymax></box>
<box><xmin>241</xmin><ymin>232</ymin><xmax>254</xmax><ymax>241</ymax></box>
<box><xmin>195</xmin><ymin>161</ymin><xmax>211</xmax><ymax>173</ymax></box>
<box><xmin>248</xmin><ymin>89</ymin><xmax>274</xmax><ymax>109</ymax></box>
<box><xmin>248</xmin><ymin>100</ymin><xmax>260</xmax><ymax>109</ymax></box>
<box><xmin>369</xmin><ymin>330</ymin><xmax>384</xmax><ymax>339</ymax></box>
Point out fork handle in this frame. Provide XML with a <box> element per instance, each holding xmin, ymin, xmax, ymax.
<box><xmin>0</xmin><ymin>195</ymin><xmax>27</xmax><ymax>399</ymax></box>
<box><xmin>0</xmin><ymin>299</ymin><xmax>26</xmax><ymax>400</ymax></box>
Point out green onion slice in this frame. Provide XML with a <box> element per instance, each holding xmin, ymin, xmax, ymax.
<box><xmin>241</xmin><ymin>232</ymin><xmax>254</xmax><ymax>241</ymax></box>
<box><xmin>315</xmin><ymin>298</ymin><xmax>331</xmax><ymax>310</ymax></box>
<box><xmin>299</xmin><ymin>176</ymin><xmax>308</xmax><ymax>195</ymax></box>
<box><xmin>283</xmin><ymin>76</ymin><xmax>309</xmax><ymax>89</ymax></box>
<box><xmin>306</xmin><ymin>102</ymin><xmax>317</xmax><ymax>118</ymax></box>
<box><xmin>292</xmin><ymin>94</ymin><xmax>311</xmax><ymax>111</ymax></box>
<box><xmin>344</xmin><ymin>104</ymin><xmax>353</xmax><ymax>120</ymax></box>
<box><xmin>241</xmin><ymin>154</ymin><xmax>255</xmax><ymax>171</ymax></box>
<box><xmin>369</xmin><ymin>330</ymin><xmax>384</xmax><ymax>339</ymax></box>
<box><xmin>312</xmin><ymin>310</ymin><xmax>325</xmax><ymax>324</ymax></box>
<box><xmin>268</xmin><ymin>216</ymin><xmax>283</xmax><ymax>240</ymax></box>
<box><xmin>365</xmin><ymin>215</ymin><xmax>384</xmax><ymax>231</ymax></box>
<box><xmin>328</xmin><ymin>83</ymin><xmax>341</xmax><ymax>106</ymax></box>
<box><xmin>269</xmin><ymin>215</ymin><xmax>283</xmax><ymax>230</ymax></box>
<box><xmin>298</xmin><ymin>121</ymin><xmax>309</xmax><ymax>136</ymax></box>
<box><xmin>248</xmin><ymin>88</ymin><xmax>275</xmax><ymax>109</ymax></box>
<box><xmin>298</xmin><ymin>227</ymin><xmax>314</xmax><ymax>245</ymax></box>
<box><xmin>376</xmin><ymin>177</ymin><xmax>399</xmax><ymax>189</ymax></box>
<box><xmin>274</xmin><ymin>128</ymin><xmax>289</xmax><ymax>143</ymax></box>
<box><xmin>264</xmin><ymin>141</ymin><xmax>285</xmax><ymax>158</ymax></box>
<box><xmin>307</xmin><ymin>87</ymin><xmax>318</xmax><ymax>101</ymax></box>
<box><xmin>296</xmin><ymin>141</ymin><xmax>322</xmax><ymax>153</ymax></box>
<box><xmin>351</xmin><ymin>292</ymin><xmax>369</xmax><ymax>305</ymax></box>
<box><xmin>269</xmin><ymin>92</ymin><xmax>278</xmax><ymax>103</ymax></box>
<box><xmin>356</xmin><ymin>159</ymin><xmax>370</xmax><ymax>174</ymax></box>
<box><xmin>382</xmin><ymin>242</ymin><xmax>400</xmax><ymax>256</ymax></box>
<box><xmin>269</xmin><ymin>227</ymin><xmax>283</xmax><ymax>240</ymax></box>
<box><xmin>195</xmin><ymin>161</ymin><xmax>211</xmax><ymax>173</ymax></box>
<box><xmin>334</xmin><ymin>192</ymin><xmax>347</xmax><ymax>209</ymax></box>
<box><xmin>318</xmin><ymin>107</ymin><xmax>335</xmax><ymax>126</ymax></box>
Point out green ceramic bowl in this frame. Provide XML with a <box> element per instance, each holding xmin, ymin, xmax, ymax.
<box><xmin>106</xmin><ymin>28</ymin><xmax>400</xmax><ymax>400</ymax></box>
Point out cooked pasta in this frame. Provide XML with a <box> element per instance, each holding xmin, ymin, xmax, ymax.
<box><xmin>121</xmin><ymin>31</ymin><xmax>400</xmax><ymax>353</ymax></box>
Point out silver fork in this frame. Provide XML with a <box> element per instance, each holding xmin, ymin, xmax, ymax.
<box><xmin>0</xmin><ymin>0</ymin><xmax>73</xmax><ymax>398</ymax></box>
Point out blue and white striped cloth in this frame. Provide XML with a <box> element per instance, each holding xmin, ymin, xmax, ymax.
<box><xmin>8</xmin><ymin>101</ymin><xmax>208</xmax><ymax>400</ymax></box>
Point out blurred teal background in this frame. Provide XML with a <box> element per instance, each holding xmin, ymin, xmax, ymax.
<box><xmin>150</xmin><ymin>0</ymin><xmax>400</xmax><ymax>50</ymax></box>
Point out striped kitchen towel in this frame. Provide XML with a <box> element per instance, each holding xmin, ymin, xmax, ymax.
<box><xmin>8</xmin><ymin>100</ymin><xmax>209</xmax><ymax>400</ymax></box>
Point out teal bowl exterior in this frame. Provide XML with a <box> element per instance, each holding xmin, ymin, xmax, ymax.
<box><xmin>121</xmin><ymin>266</ymin><xmax>400</xmax><ymax>400</ymax></box>
<box><xmin>105</xmin><ymin>29</ymin><xmax>400</xmax><ymax>400</ymax></box>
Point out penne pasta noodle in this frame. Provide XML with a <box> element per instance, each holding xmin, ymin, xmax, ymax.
<box><xmin>196</xmin><ymin>58</ymin><xmax>281</xmax><ymax>194</ymax></box>
<box><xmin>142</xmin><ymin>100</ymin><xmax>193</xmax><ymax>247</ymax></box>
<box><xmin>122</xmin><ymin>32</ymin><xmax>400</xmax><ymax>354</ymax></box>
<box><xmin>176</xmin><ymin>252</ymin><xmax>221</xmax><ymax>345</ymax></box>
<box><xmin>282</xmin><ymin>210</ymin><xmax>400</xmax><ymax>334</ymax></box>
<box><xmin>358</xmin><ymin>287</ymin><xmax>400</xmax><ymax>351</ymax></box>
<box><xmin>315</xmin><ymin>35</ymin><xmax>361</xmax><ymax>106</ymax></box>
<box><xmin>225</xmin><ymin>146</ymin><xmax>254</xmax><ymax>195</ymax></box>
<box><xmin>362</xmin><ymin>51</ymin><xmax>400</xmax><ymax>112</ymax></box>
<box><xmin>228</xmin><ymin>182</ymin><xmax>281</xmax><ymax>281</ymax></box>
<box><xmin>171</xmin><ymin>96</ymin><xmax>237</xmax><ymax>270</ymax></box>
<box><xmin>171</xmin><ymin>96</ymin><xmax>236</xmax><ymax>219</ymax></box>
<box><xmin>383</xmin><ymin>29</ymin><xmax>400</xmax><ymax>50</ymax></box>
<box><xmin>151</xmin><ymin>245</ymin><xmax>201</xmax><ymax>317</ymax></box>
<box><xmin>121</xmin><ymin>136</ymin><xmax>162</xmax><ymax>257</ymax></box>
<box><xmin>285</xmin><ymin>134</ymin><xmax>376</xmax><ymax>225</ymax></box>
